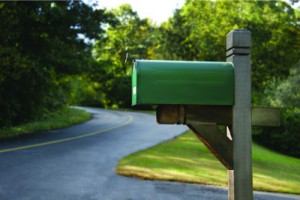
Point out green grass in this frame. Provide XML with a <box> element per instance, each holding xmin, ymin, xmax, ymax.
<box><xmin>0</xmin><ymin>107</ymin><xmax>91</xmax><ymax>139</ymax></box>
<box><xmin>116</xmin><ymin>130</ymin><xmax>300</xmax><ymax>194</ymax></box>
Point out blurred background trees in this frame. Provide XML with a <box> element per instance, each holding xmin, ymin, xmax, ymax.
<box><xmin>158</xmin><ymin>0</ymin><xmax>300</xmax><ymax>91</ymax></box>
<box><xmin>0</xmin><ymin>0</ymin><xmax>299</xmax><ymax>156</ymax></box>
<box><xmin>255</xmin><ymin>62</ymin><xmax>300</xmax><ymax>157</ymax></box>
<box><xmin>0</xmin><ymin>1</ymin><xmax>111</xmax><ymax>126</ymax></box>
<box><xmin>92</xmin><ymin>4</ymin><xmax>155</xmax><ymax>108</ymax></box>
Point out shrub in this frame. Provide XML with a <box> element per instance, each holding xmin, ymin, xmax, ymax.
<box><xmin>254</xmin><ymin>62</ymin><xmax>300</xmax><ymax>157</ymax></box>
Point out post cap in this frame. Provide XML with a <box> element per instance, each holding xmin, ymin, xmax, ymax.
<box><xmin>226</xmin><ymin>30</ymin><xmax>251</xmax><ymax>50</ymax></box>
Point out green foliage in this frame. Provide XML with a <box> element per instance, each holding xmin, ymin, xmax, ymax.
<box><xmin>0</xmin><ymin>63</ymin><xmax>58</xmax><ymax>126</ymax></box>
<box><xmin>60</xmin><ymin>75</ymin><xmax>104</xmax><ymax>107</ymax></box>
<box><xmin>93</xmin><ymin>4</ymin><xmax>156</xmax><ymax>108</ymax></box>
<box><xmin>265</xmin><ymin>63</ymin><xmax>300</xmax><ymax>109</ymax></box>
<box><xmin>0</xmin><ymin>2</ymin><xmax>59</xmax><ymax>126</ymax></box>
<box><xmin>157</xmin><ymin>0</ymin><xmax>300</xmax><ymax>91</ymax></box>
<box><xmin>254</xmin><ymin>63</ymin><xmax>300</xmax><ymax>157</ymax></box>
<box><xmin>0</xmin><ymin>1</ymin><xmax>110</xmax><ymax>127</ymax></box>
<box><xmin>255</xmin><ymin>109</ymin><xmax>300</xmax><ymax>158</ymax></box>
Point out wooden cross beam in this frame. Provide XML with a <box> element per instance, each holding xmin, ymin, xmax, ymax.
<box><xmin>156</xmin><ymin>104</ymin><xmax>280</xmax><ymax>170</ymax></box>
<box><xmin>156</xmin><ymin>105</ymin><xmax>280</xmax><ymax>127</ymax></box>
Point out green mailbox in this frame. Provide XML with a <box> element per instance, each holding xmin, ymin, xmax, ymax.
<box><xmin>132</xmin><ymin>60</ymin><xmax>234</xmax><ymax>106</ymax></box>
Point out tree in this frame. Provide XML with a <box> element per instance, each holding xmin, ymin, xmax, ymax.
<box><xmin>0</xmin><ymin>2</ymin><xmax>53</xmax><ymax>126</ymax></box>
<box><xmin>93</xmin><ymin>4</ymin><xmax>156</xmax><ymax>108</ymax></box>
<box><xmin>0</xmin><ymin>1</ymin><xmax>110</xmax><ymax>126</ymax></box>
<box><xmin>154</xmin><ymin>9</ymin><xmax>197</xmax><ymax>60</ymax></box>
<box><xmin>158</xmin><ymin>0</ymin><xmax>300</xmax><ymax>91</ymax></box>
<box><xmin>255</xmin><ymin>62</ymin><xmax>300</xmax><ymax>157</ymax></box>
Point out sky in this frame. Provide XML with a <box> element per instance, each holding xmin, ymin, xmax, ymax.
<box><xmin>86</xmin><ymin>0</ymin><xmax>185</xmax><ymax>24</ymax></box>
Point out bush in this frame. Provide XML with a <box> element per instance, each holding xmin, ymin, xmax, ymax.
<box><xmin>60</xmin><ymin>75</ymin><xmax>104</xmax><ymax>107</ymax></box>
<box><xmin>254</xmin><ymin>62</ymin><xmax>300</xmax><ymax>157</ymax></box>
<box><xmin>0</xmin><ymin>52</ymin><xmax>62</xmax><ymax>127</ymax></box>
<box><xmin>255</xmin><ymin>109</ymin><xmax>300</xmax><ymax>157</ymax></box>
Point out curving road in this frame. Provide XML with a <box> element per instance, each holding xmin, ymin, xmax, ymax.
<box><xmin>0</xmin><ymin>107</ymin><xmax>298</xmax><ymax>200</ymax></box>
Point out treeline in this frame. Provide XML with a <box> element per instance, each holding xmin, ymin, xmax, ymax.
<box><xmin>0</xmin><ymin>1</ymin><xmax>114</xmax><ymax>126</ymax></box>
<box><xmin>0</xmin><ymin>1</ymin><xmax>299</xmax><ymax>156</ymax></box>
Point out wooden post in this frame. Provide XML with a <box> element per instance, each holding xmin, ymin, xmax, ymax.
<box><xmin>226</xmin><ymin>30</ymin><xmax>253</xmax><ymax>200</ymax></box>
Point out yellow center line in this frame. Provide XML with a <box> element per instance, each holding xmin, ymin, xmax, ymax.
<box><xmin>0</xmin><ymin>114</ymin><xmax>133</xmax><ymax>154</ymax></box>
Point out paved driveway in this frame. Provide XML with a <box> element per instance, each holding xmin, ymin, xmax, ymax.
<box><xmin>0</xmin><ymin>107</ymin><xmax>298</xmax><ymax>200</ymax></box>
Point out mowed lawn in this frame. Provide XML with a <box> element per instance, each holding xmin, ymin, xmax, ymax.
<box><xmin>116</xmin><ymin>130</ymin><xmax>300</xmax><ymax>194</ymax></box>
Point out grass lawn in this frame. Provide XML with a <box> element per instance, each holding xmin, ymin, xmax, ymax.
<box><xmin>116</xmin><ymin>130</ymin><xmax>300</xmax><ymax>194</ymax></box>
<box><xmin>0</xmin><ymin>107</ymin><xmax>91</xmax><ymax>139</ymax></box>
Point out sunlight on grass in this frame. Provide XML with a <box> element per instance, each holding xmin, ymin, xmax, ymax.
<box><xmin>116</xmin><ymin>130</ymin><xmax>300</xmax><ymax>194</ymax></box>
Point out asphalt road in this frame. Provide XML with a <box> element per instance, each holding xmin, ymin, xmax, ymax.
<box><xmin>0</xmin><ymin>107</ymin><xmax>299</xmax><ymax>200</ymax></box>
